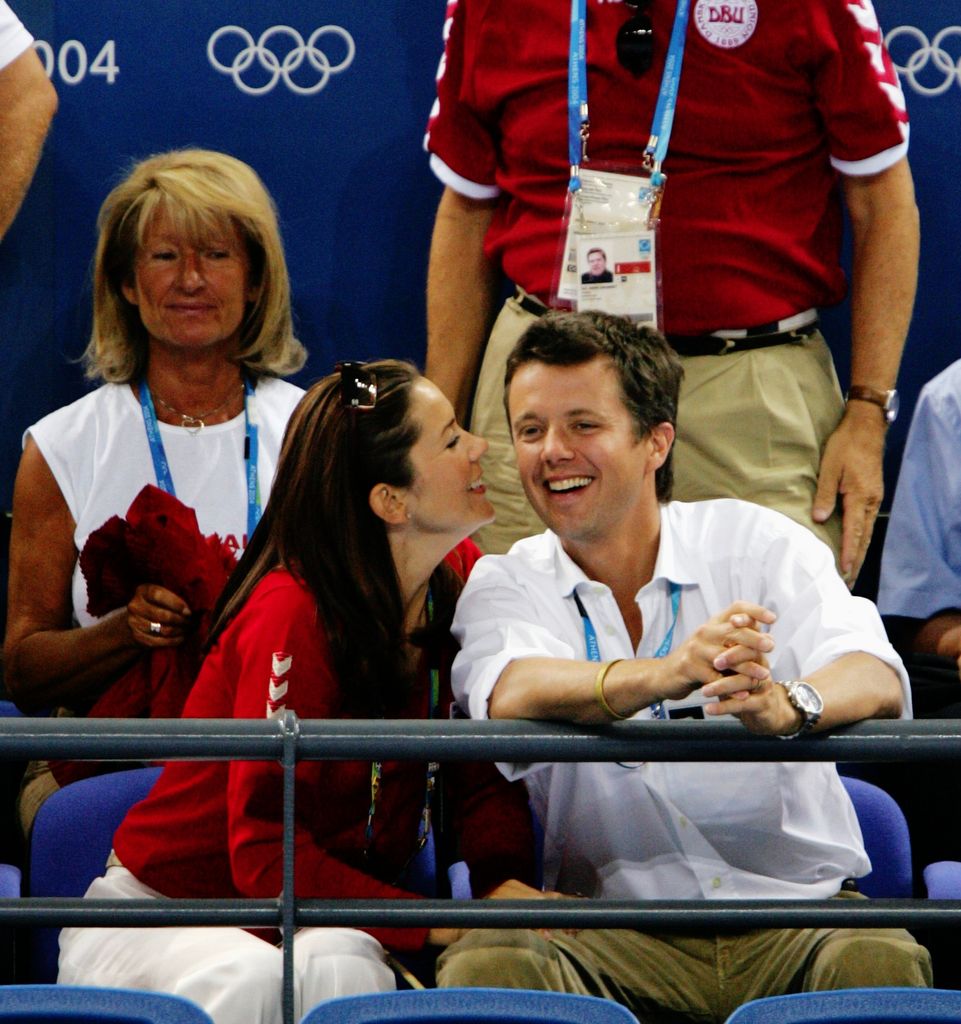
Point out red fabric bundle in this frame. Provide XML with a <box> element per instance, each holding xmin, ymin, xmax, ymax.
<box><xmin>49</xmin><ymin>485</ymin><xmax>238</xmax><ymax>787</ymax></box>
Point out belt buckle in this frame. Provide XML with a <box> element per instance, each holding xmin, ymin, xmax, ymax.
<box><xmin>717</xmin><ymin>337</ymin><xmax>737</xmax><ymax>355</ymax></box>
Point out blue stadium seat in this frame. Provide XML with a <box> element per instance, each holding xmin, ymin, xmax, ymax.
<box><xmin>28</xmin><ymin>766</ymin><xmax>162</xmax><ymax>982</ymax></box>
<box><xmin>922</xmin><ymin>860</ymin><xmax>961</xmax><ymax>899</ymax></box>
<box><xmin>0</xmin><ymin>984</ymin><xmax>213</xmax><ymax>1022</ymax></box>
<box><xmin>840</xmin><ymin>775</ymin><xmax>913</xmax><ymax>898</ymax></box>
<box><xmin>0</xmin><ymin>862</ymin><xmax>20</xmax><ymax>984</ymax></box>
<box><xmin>724</xmin><ymin>986</ymin><xmax>961</xmax><ymax>1023</ymax></box>
<box><xmin>300</xmin><ymin>987</ymin><xmax>639</xmax><ymax>1024</ymax></box>
<box><xmin>0</xmin><ymin>863</ymin><xmax>20</xmax><ymax>897</ymax></box>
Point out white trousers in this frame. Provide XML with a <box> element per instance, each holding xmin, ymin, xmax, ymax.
<box><xmin>58</xmin><ymin>867</ymin><xmax>396</xmax><ymax>1024</ymax></box>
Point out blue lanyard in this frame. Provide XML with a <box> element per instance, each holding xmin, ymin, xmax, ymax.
<box><xmin>243</xmin><ymin>378</ymin><xmax>261</xmax><ymax>541</ymax></box>
<box><xmin>643</xmin><ymin>0</ymin><xmax>692</xmax><ymax>185</ymax></box>
<box><xmin>573</xmin><ymin>580</ymin><xmax>681</xmax><ymax>719</ymax></box>
<box><xmin>138</xmin><ymin>376</ymin><xmax>262</xmax><ymax>541</ymax></box>
<box><xmin>568</xmin><ymin>0</ymin><xmax>692</xmax><ymax>190</ymax></box>
<box><xmin>568</xmin><ymin>0</ymin><xmax>589</xmax><ymax>189</ymax></box>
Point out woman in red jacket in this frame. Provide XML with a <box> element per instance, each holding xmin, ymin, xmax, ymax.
<box><xmin>58</xmin><ymin>361</ymin><xmax>537</xmax><ymax>1024</ymax></box>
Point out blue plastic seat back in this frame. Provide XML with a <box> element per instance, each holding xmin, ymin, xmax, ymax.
<box><xmin>0</xmin><ymin>864</ymin><xmax>20</xmax><ymax>898</ymax></box>
<box><xmin>725</xmin><ymin>986</ymin><xmax>961</xmax><ymax>1023</ymax></box>
<box><xmin>300</xmin><ymin>987</ymin><xmax>639</xmax><ymax>1024</ymax></box>
<box><xmin>923</xmin><ymin>860</ymin><xmax>961</xmax><ymax>899</ymax></box>
<box><xmin>0</xmin><ymin>984</ymin><xmax>213</xmax><ymax>1022</ymax></box>
<box><xmin>28</xmin><ymin>767</ymin><xmax>163</xmax><ymax>982</ymax></box>
<box><xmin>840</xmin><ymin>774</ymin><xmax>913</xmax><ymax>898</ymax></box>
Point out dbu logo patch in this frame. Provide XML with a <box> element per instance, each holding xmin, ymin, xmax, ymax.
<box><xmin>694</xmin><ymin>0</ymin><xmax>758</xmax><ymax>48</ymax></box>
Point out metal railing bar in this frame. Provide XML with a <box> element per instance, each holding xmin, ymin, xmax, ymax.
<box><xmin>3</xmin><ymin>898</ymin><xmax>961</xmax><ymax>930</ymax></box>
<box><xmin>3</xmin><ymin>717</ymin><xmax>961</xmax><ymax>762</ymax></box>
<box><xmin>0</xmin><ymin>717</ymin><xmax>287</xmax><ymax>761</ymax></box>
<box><xmin>280</xmin><ymin>711</ymin><xmax>297</xmax><ymax>1024</ymax></box>
<box><xmin>292</xmin><ymin>897</ymin><xmax>961</xmax><ymax>930</ymax></box>
<box><xmin>293</xmin><ymin>718</ymin><xmax>961</xmax><ymax>763</ymax></box>
<box><xmin>0</xmin><ymin>898</ymin><xmax>279</xmax><ymax>926</ymax></box>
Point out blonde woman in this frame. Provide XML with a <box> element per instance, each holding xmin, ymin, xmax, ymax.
<box><xmin>4</xmin><ymin>149</ymin><xmax>306</xmax><ymax>831</ymax></box>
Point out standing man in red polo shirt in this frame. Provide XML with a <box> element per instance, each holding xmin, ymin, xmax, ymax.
<box><xmin>0</xmin><ymin>1</ymin><xmax>57</xmax><ymax>239</ymax></box>
<box><xmin>424</xmin><ymin>0</ymin><xmax>918</xmax><ymax>582</ymax></box>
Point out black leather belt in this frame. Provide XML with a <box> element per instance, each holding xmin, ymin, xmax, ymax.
<box><xmin>666</xmin><ymin>320</ymin><xmax>820</xmax><ymax>357</ymax></box>
<box><xmin>516</xmin><ymin>291</ymin><xmax>550</xmax><ymax>318</ymax></box>
<box><xmin>514</xmin><ymin>290</ymin><xmax>819</xmax><ymax>356</ymax></box>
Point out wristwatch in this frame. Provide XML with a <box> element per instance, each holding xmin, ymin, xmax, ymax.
<box><xmin>846</xmin><ymin>385</ymin><xmax>899</xmax><ymax>425</ymax></box>
<box><xmin>775</xmin><ymin>680</ymin><xmax>824</xmax><ymax>738</ymax></box>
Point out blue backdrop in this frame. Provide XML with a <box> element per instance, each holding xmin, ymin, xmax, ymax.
<box><xmin>0</xmin><ymin>0</ymin><xmax>958</xmax><ymax>511</ymax></box>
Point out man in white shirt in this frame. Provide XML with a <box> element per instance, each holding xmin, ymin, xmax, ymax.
<box><xmin>0</xmin><ymin>1</ymin><xmax>56</xmax><ymax>240</ymax></box>
<box><xmin>438</xmin><ymin>311</ymin><xmax>930</xmax><ymax>1019</ymax></box>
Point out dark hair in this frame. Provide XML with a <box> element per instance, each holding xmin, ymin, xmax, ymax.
<box><xmin>208</xmin><ymin>360</ymin><xmax>461</xmax><ymax>715</ymax></box>
<box><xmin>504</xmin><ymin>310</ymin><xmax>683</xmax><ymax>502</ymax></box>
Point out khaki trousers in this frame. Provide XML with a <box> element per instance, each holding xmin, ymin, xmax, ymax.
<box><xmin>469</xmin><ymin>296</ymin><xmax>843</xmax><ymax>561</ymax></box>
<box><xmin>437</xmin><ymin>902</ymin><xmax>931</xmax><ymax>1023</ymax></box>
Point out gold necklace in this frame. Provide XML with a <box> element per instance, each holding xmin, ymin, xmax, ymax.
<box><xmin>153</xmin><ymin>384</ymin><xmax>244</xmax><ymax>434</ymax></box>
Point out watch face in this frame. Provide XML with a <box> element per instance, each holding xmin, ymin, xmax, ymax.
<box><xmin>885</xmin><ymin>390</ymin><xmax>900</xmax><ymax>424</ymax></box>
<box><xmin>794</xmin><ymin>682</ymin><xmax>824</xmax><ymax>714</ymax></box>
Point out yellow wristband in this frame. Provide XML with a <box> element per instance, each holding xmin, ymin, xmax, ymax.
<box><xmin>594</xmin><ymin>659</ymin><xmax>628</xmax><ymax>720</ymax></box>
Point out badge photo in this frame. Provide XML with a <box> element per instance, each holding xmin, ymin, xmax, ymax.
<box><xmin>575</xmin><ymin>233</ymin><xmax>658</xmax><ymax>322</ymax></box>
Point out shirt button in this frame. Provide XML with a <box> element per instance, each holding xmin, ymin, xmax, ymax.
<box><xmin>712</xmin><ymin>877</ymin><xmax>722</xmax><ymax>890</ymax></box>
<box><xmin>605</xmin><ymin>626</ymin><xmax>617</xmax><ymax>636</ymax></box>
<box><xmin>679</xmin><ymin>816</ymin><xmax>688</xmax><ymax>828</ymax></box>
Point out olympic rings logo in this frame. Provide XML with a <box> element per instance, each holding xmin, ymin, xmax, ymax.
<box><xmin>207</xmin><ymin>25</ymin><xmax>355</xmax><ymax>96</ymax></box>
<box><xmin>885</xmin><ymin>25</ymin><xmax>961</xmax><ymax>96</ymax></box>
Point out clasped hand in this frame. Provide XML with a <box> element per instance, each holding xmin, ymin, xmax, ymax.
<box><xmin>657</xmin><ymin>602</ymin><xmax>799</xmax><ymax>735</ymax></box>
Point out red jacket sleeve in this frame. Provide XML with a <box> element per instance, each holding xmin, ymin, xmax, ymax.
<box><xmin>223</xmin><ymin>574</ymin><xmax>431</xmax><ymax>951</ymax></box>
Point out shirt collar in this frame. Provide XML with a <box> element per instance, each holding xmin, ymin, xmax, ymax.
<box><xmin>547</xmin><ymin>532</ymin><xmax>595</xmax><ymax>599</ymax></box>
<box><xmin>543</xmin><ymin>503</ymin><xmax>700</xmax><ymax>601</ymax></box>
<box><xmin>649</xmin><ymin>503</ymin><xmax>700</xmax><ymax>592</ymax></box>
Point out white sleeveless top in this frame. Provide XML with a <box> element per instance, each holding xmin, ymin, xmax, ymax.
<box><xmin>27</xmin><ymin>378</ymin><xmax>304</xmax><ymax>627</ymax></box>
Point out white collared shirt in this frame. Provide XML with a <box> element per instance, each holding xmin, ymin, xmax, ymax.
<box><xmin>452</xmin><ymin>499</ymin><xmax>911</xmax><ymax>900</ymax></box>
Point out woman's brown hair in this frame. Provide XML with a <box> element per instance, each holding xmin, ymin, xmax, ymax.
<box><xmin>208</xmin><ymin>360</ymin><xmax>461</xmax><ymax>714</ymax></box>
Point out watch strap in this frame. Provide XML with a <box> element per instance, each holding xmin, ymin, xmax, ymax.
<box><xmin>846</xmin><ymin>385</ymin><xmax>897</xmax><ymax>423</ymax></box>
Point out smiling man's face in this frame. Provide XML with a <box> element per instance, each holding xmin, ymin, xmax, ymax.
<box><xmin>507</xmin><ymin>355</ymin><xmax>660</xmax><ymax>547</ymax></box>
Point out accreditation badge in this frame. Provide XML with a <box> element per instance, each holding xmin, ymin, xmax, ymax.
<box><xmin>551</xmin><ymin>166</ymin><xmax>663</xmax><ymax>326</ymax></box>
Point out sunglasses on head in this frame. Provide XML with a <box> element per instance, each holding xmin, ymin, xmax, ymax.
<box><xmin>617</xmin><ymin>0</ymin><xmax>654</xmax><ymax>77</ymax></box>
<box><xmin>336</xmin><ymin>361</ymin><xmax>378</xmax><ymax>410</ymax></box>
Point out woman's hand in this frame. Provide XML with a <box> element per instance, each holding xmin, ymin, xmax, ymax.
<box><xmin>426</xmin><ymin>879</ymin><xmax>580</xmax><ymax>947</ymax></box>
<box><xmin>481</xmin><ymin>879</ymin><xmax>551</xmax><ymax>901</ymax></box>
<box><xmin>126</xmin><ymin>584</ymin><xmax>192</xmax><ymax>648</ymax></box>
<box><xmin>426</xmin><ymin>927</ymin><xmax>468</xmax><ymax>948</ymax></box>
